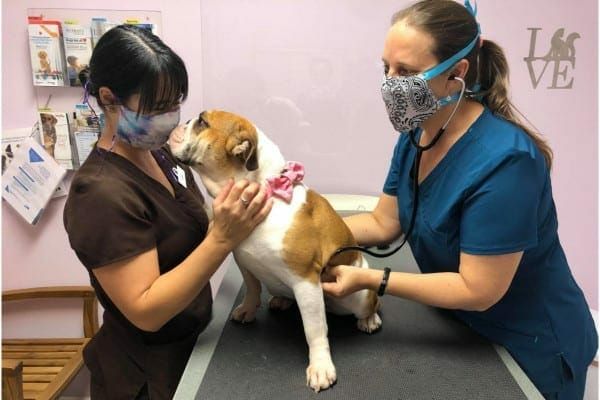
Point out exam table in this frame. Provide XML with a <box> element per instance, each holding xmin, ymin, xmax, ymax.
<box><xmin>174</xmin><ymin>195</ymin><xmax>544</xmax><ymax>400</ymax></box>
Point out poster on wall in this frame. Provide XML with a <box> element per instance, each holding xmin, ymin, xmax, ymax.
<box><xmin>1</xmin><ymin>137</ymin><xmax>67</xmax><ymax>225</ymax></box>
<box><xmin>2</xmin><ymin>127</ymin><xmax>68</xmax><ymax>199</ymax></box>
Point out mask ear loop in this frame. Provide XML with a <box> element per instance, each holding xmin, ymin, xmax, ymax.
<box><xmin>83</xmin><ymin>81</ymin><xmax>100</xmax><ymax>122</ymax></box>
<box><xmin>84</xmin><ymin>80</ymin><xmax>119</xmax><ymax>154</ymax></box>
<box><xmin>107</xmin><ymin>106</ymin><xmax>122</xmax><ymax>153</ymax></box>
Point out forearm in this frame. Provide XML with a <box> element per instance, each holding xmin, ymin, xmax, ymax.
<box><xmin>343</xmin><ymin>213</ymin><xmax>398</xmax><ymax>246</ymax></box>
<box><xmin>138</xmin><ymin>233</ymin><xmax>231</xmax><ymax>331</ymax></box>
<box><xmin>360</xmin><ymin>269</ymin><xmax>491</xmax><ymax>312</ymax></box>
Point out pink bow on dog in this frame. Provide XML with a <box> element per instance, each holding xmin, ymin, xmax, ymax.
<box><xmin>265</xmin><ymin>161</ymin><xmax>305</xmax><ymax>203</ymax></box>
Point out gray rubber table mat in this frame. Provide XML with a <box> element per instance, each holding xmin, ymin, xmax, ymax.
<box><xmin>195</xmin><ymin>287</ymin><xmax>527</xmax><ymax>400</ymax></box>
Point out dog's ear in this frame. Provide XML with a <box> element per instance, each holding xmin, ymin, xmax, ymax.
<box><xmin>231</xmin><ymin>139</ymin><xmax>258</xmax><ymax>171</ymax></box>
<box><xmin>228</xmin><ymin>122</ymin><xmax>259</xmax><ymax>171</ymax></box>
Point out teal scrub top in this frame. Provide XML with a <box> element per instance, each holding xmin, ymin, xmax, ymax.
<box><xmin>383</xmin><ymin>107</ymin><xmax>597</xmax><ymax>394</ymax></box>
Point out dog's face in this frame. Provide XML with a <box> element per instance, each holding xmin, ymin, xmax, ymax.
<box><xmin>169</xmin><ymin>110</ymin><xmax>259</xmax><ymax>197</ymax></box>
<box><xmin>40</xmin><ymin>113</ymin><xmax>57</xmax><ymax>129</ymax></box>
<box><xmin>38</xmin><ymin>51</ymin><xmax>48</xmax><ymax>60</ymax></box>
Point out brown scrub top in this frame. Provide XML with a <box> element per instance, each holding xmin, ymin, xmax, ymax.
<box><xmin>64</xmin><ymin>145</ymin><xmax>212</xmax><ymax>399</ymax></box>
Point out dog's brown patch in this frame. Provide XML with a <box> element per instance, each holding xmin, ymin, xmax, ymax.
<box><xmin>282</xmin><ymin>190</ymin><xmax>359</xmax><ymax>284</ymax></box>
<box><xmin>182</xmin><ymin>110</ymin><xmax>259</xmax><ymax>175</ymax></box>
<box><xmin>366</xmin><ymin>289</ymin><xmax>381</xmax><ymax>315</ymax></box>
<box><xmin>202</xmin><ymin>111</ymin><xmax>258</xmax><ymax>169</ymax></box>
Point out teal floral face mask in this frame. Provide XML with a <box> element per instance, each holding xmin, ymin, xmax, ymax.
<box><xmin>116</xmin><ymin>106</ymin><xmax>181</xmax><ymax>150</ymax></box>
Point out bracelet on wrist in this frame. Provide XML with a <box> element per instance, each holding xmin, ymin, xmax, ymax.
<box><xmin>377</xmin><ymin>267</ymin><xmax>391</xmax><ymax>297</ymax></box>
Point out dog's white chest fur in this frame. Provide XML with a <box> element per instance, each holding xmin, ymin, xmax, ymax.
<box><xmin>233</xmin><ymin>184</ymin><xmax>308</xmax><ymax>298</ymax></box>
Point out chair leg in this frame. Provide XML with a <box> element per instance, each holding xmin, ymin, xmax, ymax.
<box><xmin>83</xmin><ymin>296</ymin><xmax>99</xmax><ymax>338</ymax></box>
<box><xmin>2</xmin><ymin>360</ymin><xmax>24</xmax><ymax>400</ymax></box>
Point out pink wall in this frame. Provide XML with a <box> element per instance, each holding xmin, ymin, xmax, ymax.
<box><xmin>198</xmin><ymin>0</ymin><xmax>598</xmax><ymax>309</ymax></box>
<box><xmin>2</xmin><ymin>0</ymin><xmax>597</xmax><ymax>351</ymax></box>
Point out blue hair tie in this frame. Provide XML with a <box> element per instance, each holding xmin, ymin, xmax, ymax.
<box><xmin>464</xmin><ymin>0</ymin><xmax>477</xmax><ymax>17</ymax></box>
<box><xmin>464</xmin><ymin>0</ymin><xmax>481</xmax><ymax>35</ymax></box>
<box><xmin>463</xmin><ymin>1</ymin><xmax>484</xmax><ymax>97</ymax></box>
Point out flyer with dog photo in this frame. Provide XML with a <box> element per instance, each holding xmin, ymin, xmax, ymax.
<box><xmin>38</xmin><ymin>111</ymin><xmax>74</xmax><ymax>169</ymax></box>
<box><xmin>2</xmin><ymin>137</ymin><xmax>66</xmax><ymax>225</ymax></box>
<box><xmin>28</xmin><ymin>17</ymin><xmax>66</xmax><ymax>86</ymax></box>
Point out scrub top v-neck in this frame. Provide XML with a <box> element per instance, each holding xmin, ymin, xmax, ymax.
<box><xmin>382</xmin><ymin>107</ymin><xmax>597</xmax><ymax>394</ymax></box>
<box><xmin>64</xmin><ymin>145</ymin><xmax>212</xmax><ymax>399</ymax></box>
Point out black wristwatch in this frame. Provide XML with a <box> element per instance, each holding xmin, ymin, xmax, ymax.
<box><xmin>377</xmin><ymin>267</ymin><xmax>392</xmax><ymax>297</ymax></box>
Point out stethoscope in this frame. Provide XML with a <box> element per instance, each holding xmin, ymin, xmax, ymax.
<box><xmin>333</xmin><ymin>76</ymin><xmax>467</xmax><ymax>259</ymax></box>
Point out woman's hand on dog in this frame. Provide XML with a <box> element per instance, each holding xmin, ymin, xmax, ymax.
<box><xmin>208</xmin><ymin>178</ymin><xmax>273</xmax><ymax>251</ymax></box>
<box><xmin>321</xmin><ymin>265</ymin><xmax>379</xmax><ymax>298</ymax></box>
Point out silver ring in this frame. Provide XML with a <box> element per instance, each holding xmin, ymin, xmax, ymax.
<box><xmin>240</xmin><ymin>197</ymin><xmax>249</xmax><ymax>206</ymax></box>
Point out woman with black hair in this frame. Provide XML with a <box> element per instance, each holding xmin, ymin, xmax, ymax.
<box><xmin>64</xmin><ymin>25</ymin><xmax>272</xmax><ymax>399</ymax></box>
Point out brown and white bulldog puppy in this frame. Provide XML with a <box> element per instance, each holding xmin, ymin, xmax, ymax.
<box><xmin>169</xmin><ymin>110</ymin><xmax>382</xmax><ymax>392</ymax></box>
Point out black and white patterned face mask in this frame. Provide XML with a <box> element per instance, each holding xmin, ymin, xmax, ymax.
<box><xmin>381</xmin><ymin>74</ymin><xmax>462</xmax><ymax>134</ymax></box>
<box><xmin>380</xmin><ymin>26</ymin><xmax>480</xmax><ymax>134</ymax></box>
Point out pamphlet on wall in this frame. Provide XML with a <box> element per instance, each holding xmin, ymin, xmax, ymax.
<box><xmin>70</xmin><ymin>104</ymin><xmax>101</xmax><ymax>168</ymax></box>
<box><xmin>2</xmin><ymin>137</ymin><xmax>67</xmax><ymax>225</ymax></box>
<box><xmin>38</xmin><ymin>110</ymin><xmax>74</xmax><ymax>169</ymax></box>
<box><xmin>62</xmin><ymin>21</ymin><xmax>93</xmax><ymax>86</ymax></box>
<box><xmin>2</xmin><ymin>127</ymin><xmax>68</xmax><ymax>199</ymax></box>
<box><xmin>124</xmin><ymin>18</ymin><xmax>156</xmax><ymax>35</ymax></box>
<box><xmin>28</xmin><ymin>16</ymin><xmax>66</xmax><ymax>86</ymax></box>
<box><xmin>90</xmin><ymin>17</ymin><xmax>118</xmax><ymax>48</ymax></box>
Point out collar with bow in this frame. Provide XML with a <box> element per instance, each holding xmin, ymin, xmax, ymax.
<box><xmin>264</xmin><ymin>161</ymin><xmax>305</xmax><ymax>203</ymax></box>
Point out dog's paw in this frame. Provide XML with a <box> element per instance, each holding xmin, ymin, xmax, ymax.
<box><xmin>268</xmin><ymin>296</ymin><xmax>294</xmax><ymax>311</ymax></box>
<box><xmin>357</xmin><ymin>312</ymin><xmax>382</xmax><ymax>334</ymax></box>
<box><xmin>306</xmin><ymin>359</ymin><xmax>337</xmax><ymax>392</ymax></box>
<box><xmin>231</xmin><ymin>301</ymin><xmax>260</xmax><ymax>323</ymax></box>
